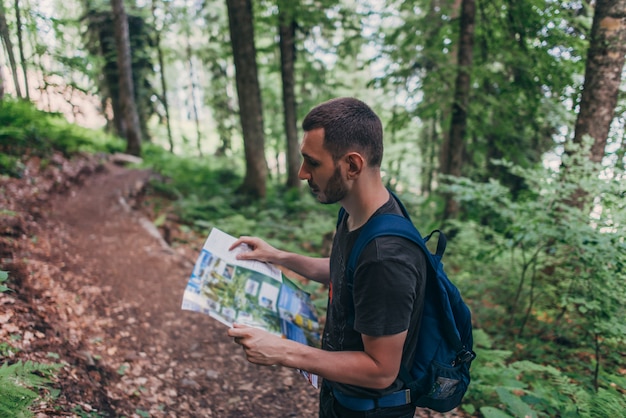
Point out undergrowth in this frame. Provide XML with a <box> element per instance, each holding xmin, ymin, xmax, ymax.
<box><xmin>444</xmin><ymin>143</ymin><xmax>626</xmax><ymax>416</ymax></box>
<box><xmin>0</xmin><ymin>361</ymin><xmax>63</xmax><ymax>418</ymax></box>
<box><xmin>0</xmin><ymin>99</ymin><xmax>124</xmax><ymax>176</ymax></box>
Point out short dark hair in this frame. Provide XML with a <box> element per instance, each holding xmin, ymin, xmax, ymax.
<box><xmin>302</xmin><ymin>97</ymin><xmax>383</xmax><ymax>167</ymax></box>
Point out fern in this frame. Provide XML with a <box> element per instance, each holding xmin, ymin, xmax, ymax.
<box><xmin>586</xmin><ymin>388</ymin><xmax>626</xmax><ymax>417</ymax></box>
<box><xmin>0</xmin><ymin>361</ymin><xmax>62</xmax><ymax>418</ymax></box>
<box><xmin>485</xmin><ymin>360</ymin><xmax>626</xmax><ymax>417</ymax></box>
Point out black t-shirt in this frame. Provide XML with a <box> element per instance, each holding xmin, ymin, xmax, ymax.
<box><xmin>323</xmin><ymin>194</ymin><xmax>427</xmax><ymax>398</ymax></box>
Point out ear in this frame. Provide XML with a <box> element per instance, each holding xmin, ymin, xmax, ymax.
<box><xmin>344</xmin><ymin>152</ymin><xmax>364</xmax><ymax>179</ymax></box>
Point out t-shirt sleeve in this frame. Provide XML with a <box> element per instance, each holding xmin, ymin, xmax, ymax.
<box><xmin>352</xmin><ymin>238</ymin><xmax>421</xmax><ymax>337</ymax></box>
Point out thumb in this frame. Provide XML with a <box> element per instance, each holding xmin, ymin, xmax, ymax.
<box><xmin>227</xmin><ymin>323</ymin><xmax>245</xmax><ymax>337</ymax></box>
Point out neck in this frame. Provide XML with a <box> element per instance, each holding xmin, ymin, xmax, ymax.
<box><xmin>342</xmin><ymin>180</ymin><xmax>389</xmax><ymax>231</ymax></box>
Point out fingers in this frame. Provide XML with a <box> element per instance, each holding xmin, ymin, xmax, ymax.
<box><xmin>229</xmin><ymin>236</ymin><xmax>253</xmax><ymax>251</ymax></box>
<box><xmin>228</xmin><ymin>237</ymin><xmax>277</xmax><ymax>264</ymax></box>
<box><xmin>228</xmin><ymin>237</ymin><xmax>263</xmax><ymax>261</ymax></box>
<box><xmin>227</xmin><ymin>326</ymin><xmax>282</xmax><ymax>367</ymax></box>
<box><xmin>227</xmin><ymin>323</ymin><xmax>248</xmax><ymax>338</ymax></box>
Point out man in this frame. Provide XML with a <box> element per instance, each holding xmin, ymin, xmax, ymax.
<box><xmin>228</xmin><ymin>97</ymin><xmax>427</xmax><ymax>418</ymax></box>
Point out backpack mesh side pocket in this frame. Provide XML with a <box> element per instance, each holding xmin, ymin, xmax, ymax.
<box><xmin>414</xmin><ymin>360</ymin><xmax>470</xmax><ymax>412</ymax></box>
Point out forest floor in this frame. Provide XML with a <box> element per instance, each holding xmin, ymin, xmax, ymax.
<box><xmin>0</xmin><ymin>152</ymin><xmax>463</xmax><ymax>418</ymax></box>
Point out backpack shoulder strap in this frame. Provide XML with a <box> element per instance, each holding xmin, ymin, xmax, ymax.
<box><xmin>345</xmin><ymin>214</ymin><xmax>422</xmax><ymax>281</ymax></box>
<box><xmin>346</xmin><ymin>213</ymin><xmax>465</xmax><ymax>354</ymax></box>
<box><xmin>336</xmin><ymin>207</ymin><xmax>346</xmax><ymax>229</ymax></box>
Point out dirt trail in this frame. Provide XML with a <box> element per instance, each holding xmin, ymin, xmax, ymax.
<box><xmin>51</xmin><ymin>161</ymin><xmax>322</xmax><ymax>417</ymax></box>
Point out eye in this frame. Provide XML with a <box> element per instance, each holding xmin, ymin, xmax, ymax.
<box><xmin>305</xmin><ymin>157</ymin><xmax>320</xmax><ymax>168</ymax></box>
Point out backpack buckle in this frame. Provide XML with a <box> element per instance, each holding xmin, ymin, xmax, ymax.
<box><xmin>454</xmin><ymin>349</ymin><xmax>476</xmax><ymax>365</ymax></box>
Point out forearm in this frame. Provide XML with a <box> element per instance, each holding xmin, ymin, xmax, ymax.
<box><xmin>275</xmin><ymin>252</ymin><xmax>330</xmax><ymax>285</ymax></box>
<box><xmin>228</xmin><ymin>324</ymin><xmax>405</xmax><ymax>389</ymax></box>
<box><xmin>279</xmin><ymin>340</ymin><xmax>397</xmax><ymax>389</ymax></box>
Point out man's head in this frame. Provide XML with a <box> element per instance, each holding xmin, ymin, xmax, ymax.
<box><xmin>301</xmin><ymin>97</ymin><xmax>383</xmax><ymax>167</ymax></box>
<box><xmin>299</xmin><ymin>98</ymin><xmax>383</xmax><ymax>204</ymax></box>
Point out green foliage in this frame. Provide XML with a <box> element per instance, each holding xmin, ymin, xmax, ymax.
<box><xmin>443</xmin><ymin>140</ymin><xmax>626</xmax><ymax>414</ymax></box>
<box><xmin>0</xmin><ymin>361</ymin><xmax>63</xmax><ymax>418</ymax></box>
<box><xmin>135</xmin><ymin>409</ymin><xmax>150</xmax><ymax>418</ymax></box>
<box><xmin>71</xmin><ymin>405</ymin><xmax>108</xmax><ymax>418</ymax></box>
<box><xmin>0</xmin><ymin>99</ymin><xmax>124</xmax><ymax>176</ymax></box>
<box><xmin>0</xmin><ymin>343</ymin><xmax>20</xmax><ymax>358</ymax></box>
<box><xmin>0</xmin><ymin>270</ymin><xmax>10</xmax><ymax>293</ymax></box>
<box><xmin>468</xmin><ymin>331</ymin><xmax>626</xmax><ymax>416</ymax></box>
<box><xmin>475</xmin><ymin>360</ymin><xmax>626</xmax><ymax>417</ymax></box>
<box><xmin>371</xmin><ymin>0</ymin><xmax>591</xmax><ymax>195</ymax></box>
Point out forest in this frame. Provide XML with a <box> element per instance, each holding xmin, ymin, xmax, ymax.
<box><xmin>1</xmin><ymin>0</ymin><xmax>625</xmax><ymax>417</ymax></box>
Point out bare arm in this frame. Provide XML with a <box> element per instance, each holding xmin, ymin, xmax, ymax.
<box><xmin>228</xmin><ymin>324</ymin><xmax>406</xmax><ymax>389</ymax></box>
<box><xmin>229</xmin><ymin>236</ymin><xmax>330</xmax><ymax>285</ymax></box>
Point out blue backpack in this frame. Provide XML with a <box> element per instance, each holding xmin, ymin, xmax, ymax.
<box><xmin>339</xmin><ymin>194</ymin><xmax>476</xmax><ymax>412</ymax></box>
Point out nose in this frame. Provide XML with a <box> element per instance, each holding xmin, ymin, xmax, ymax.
<box><xmin>298</xmin><ymin>163</ymin><xmax>310</xmax><ymax>181</ymax></box>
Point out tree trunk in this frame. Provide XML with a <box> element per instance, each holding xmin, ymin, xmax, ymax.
<box><xmin>442</xmin><ymin>0</ymin><xmax>475</xmax><ymax>220</ymax></box>
<box><xmin>186</xmin><ymin>38</ymin><xmax>203</xmax><ymax>157</ymax></box>
<box><xmin>226</xmin><ymin>0</ymin><xmax>267</xmax><ymax>199</ymax></box>
<box><xmin>84</xmin><ymin>9</ymin><xmax>125</xmax><ymax>137</ymax></box>
<box><xmin>111</xmin><ymin>0</ymin><xmax>142</xmax><ymax>156</ymax></box>
<box><xmin>0</xmin><ymin>63</ymin><xmax>4</xmax><ymax>99</ymax></box>
<box><xmin>435</xmin><ymin>0</ymin><xmax>462</xmax><ymax>178</ymax></box>
<box><xmin>278</xmin><ymin>1</ymin><xmax>300</xmax><ymax>190</ymax></box>
<box><xmin>422</xmin><ymin>117</ymin><xmax>439</xmax><ymax>196</ymax></box>
<box><xmin>151</xmin><ymin>0</ymin><xmax>174</xmax><ymax>153</ymax></box>
<box><xmin>14</xmin><ymin>0</ymin><xmax>28</xmax><ymax>100</ymax></box>
<box><xmin>0</xmin><ymin>1</ymin><xmax>22</xmax><ymax>98</ymax></box>
<box><xmin>209</xmin><ymin>61</ymin><xmax>235</xmax><ymax>156</ymax></box>
<box><xmin>573</xmin><ymin>0</ymin><xmax>626</xmax><ymax>163</ymax></box>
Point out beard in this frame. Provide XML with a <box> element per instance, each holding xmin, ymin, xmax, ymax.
<box><xmin>309</xmin><ymin>164</ymin><xmax>348</xmax><ymax>204</ymax></box>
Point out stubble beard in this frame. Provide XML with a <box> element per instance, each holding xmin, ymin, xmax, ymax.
<box><xmin>310</xmin><ymin>164</ymin><xmax>348</xmax><ymax>205</ymax></box>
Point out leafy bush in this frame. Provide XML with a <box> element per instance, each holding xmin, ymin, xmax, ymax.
<box><xmin>443</xmin><ymin>140</ymin><xmax>626</xmax><ymax>414</ymax></box>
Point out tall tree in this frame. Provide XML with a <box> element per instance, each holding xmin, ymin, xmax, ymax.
<box><xmin>111</xmin><ymin>0</ymin><xmax>142</xmax><ymax>155</ymax></box>
<box><xmin>208</xmin><ymin>61</ymin><xmax>236</xmax><ymax>156</ymax></box>
<box><xmin>226</xmin><ymin>0</ymin><xmax>267</xmax><ymax>198</ymax></box>
<box><xmin>185</xmin><ymin>35</ymin><xmax>203</xmax><ymax>157</ymax></box>
<box><xmin>0</xmin><ymin>0</ymin><xmax>21</xmax><ymax>98</ymax></box>
<box><xmin>0</xmin><ymin>63</ymin><xmax>4</xmax><ymax>99</ymax></box>
<box><xmin>573</xmin><ymin>0</ymin><xmax>626</xmax><ymax>164</ymax></box>
<box><xmin>442</xmin><ymin>0</ymin><xmax>475</xmax><ymax>220</ymax></box>
<box><xmin>151</xmin><ymin>0</ymin><xmax>174</xmax><ymax>153</ymax></box>
<box><xmin>277</xmin><ymin>0</ymin><xmax>300</xmax><ymax>189</ymax></box>
<box><xmin>14</xmin><ymin>0</ymin><xmax>27</xmax><ymax>100</ymax></box>
<box><xmin>83</xmin><ymin>1</ymin><xmax>155</xmax><ymax>140</ymax></box>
